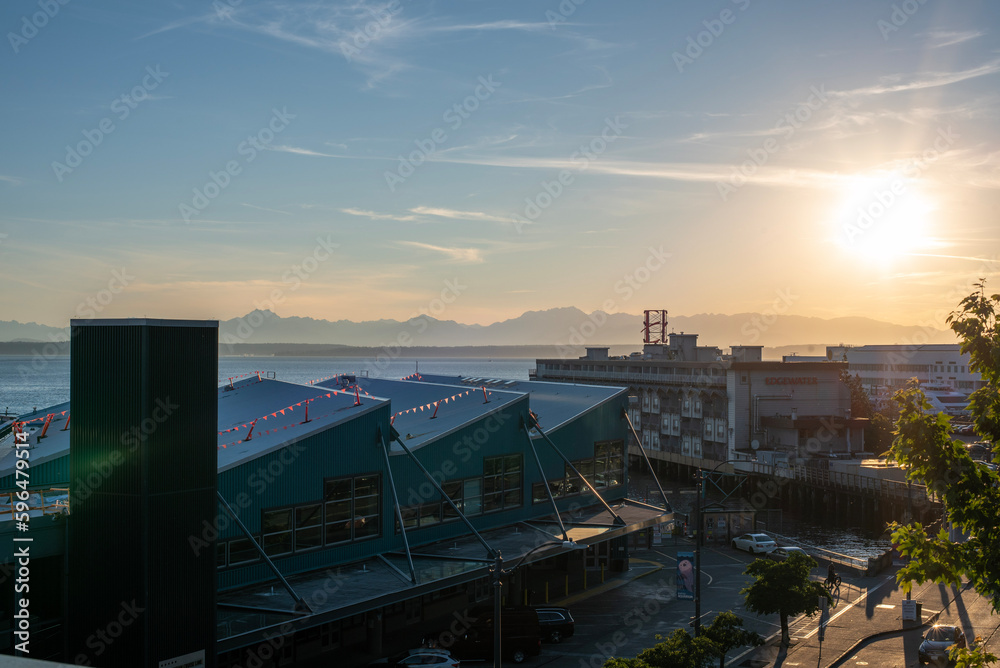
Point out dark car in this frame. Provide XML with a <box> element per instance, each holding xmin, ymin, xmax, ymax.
<box><xmin>919</xmin><ymin>624</ymin><xmax>966</xmax><ymax>665</ymax></box>
<box><xmin>532</xmin><ymin>606</ymin><xmax>575</xmax><ymax>643</ymax></box>
<box><xmin>767</xmin><ymin>546</ymin><xmax>809</xmax><ymax>561</ymax></box>
<box><xmin>444</xmin><ymin>606</ymin><xmax>541</xmax><ymax>664</ymax></box>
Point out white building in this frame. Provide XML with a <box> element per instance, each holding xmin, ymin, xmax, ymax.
<box><xmin>826</xmin><ymin>344</ymin><xmax>985</xmax><ymax>415</ymax></box>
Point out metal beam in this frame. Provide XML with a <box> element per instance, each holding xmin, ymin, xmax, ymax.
<box><xmin>378</xmin><ymin>429</ymin><xmax>417</xmax><ymax>584</ymax></box>
<box><xmin>520</xmin><ymin>420</ymin><xmax>570</xmax><ymax>542</ymax></box>
<box><xmin>622</xmin><ymin>407</ymin><xmax>671</xmax><ymax>512</ymax></box>
<box><xmin>392</xmin><ymin>435</ymin><xmax>498</xmax><ymax>559</ymax></box>
<box><xmin>217</xmin><ymin>491</ymin><xmax>312</xmax><ymax>614</ymax></box>
<box><xmin>526</xmin><ymin>414</ymin><xmax>626</xmax><ymax>526</ymax></box>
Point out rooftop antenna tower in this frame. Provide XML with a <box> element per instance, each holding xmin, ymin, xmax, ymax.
<box><xmin>643</xmin><ymin>309</ymin><xmax>668</xmax><ymax>344</ymax></box>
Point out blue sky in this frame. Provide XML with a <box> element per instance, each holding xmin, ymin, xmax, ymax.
<box><xmin>2</xmin><ymin>1</ymin><xmax>999</xmax><ymax>330</ymax></box>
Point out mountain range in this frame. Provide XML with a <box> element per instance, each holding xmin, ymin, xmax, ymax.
<box><xmin>0</xmin><ymin>308</ymin><xmax>956</xmax><ymax>349</ymax></box>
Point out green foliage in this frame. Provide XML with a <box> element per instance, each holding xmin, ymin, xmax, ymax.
<box><xmin>740</xmin><ymin>552</ymin><xmax>829</xmax><ymax>646</ymax></box>
<box><xmin>701</xmin><ymin>611</ymin><xmax>764</xmax><ymax>667</ymax></box>
<box><xmin>841</xmin><ymin>370</ymin><xmax>894</xmax><ymax>454</ymax></box>
<box><xmin>888</xmin><ymin>282</ymin><xmax>1000</xmax><ymax>619</ymax></box>
<box><xmin>602</xmin><ymin>612</ymin><xmax>763</xmax><ymax>668</ymax></box>
<box><xmin>951</xmin><ymin>641</ymin><xmax>999</xmax><ymax>668</ymax></box>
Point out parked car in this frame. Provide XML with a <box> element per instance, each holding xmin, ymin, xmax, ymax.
<box><xmin>532</xmin><ymin>606</ymin><xmax>575</xmax><ymax>642</ymax></box>
<box><xmin>368</xmin><ymin>649</ymin><xmax>459</xmax><ymax>668</ymax></box>
<box><xmin>731</xmin><ymin>533</ymin><xmax>777</xmax><ymax>554</ymax></box>
<box><xmin>443</xmin><ymin>606</ymin><xmax>541</xmax><ymax>664</ymax></box>
<box><xmin>767</xmin><ymin>546</ymin><xmax>809</xmax><ymax>561</ymax></box>
<box><xmin>918</xmin><ymin>624</ymin><xmax>966</xmax><ymax>665</ymax></box>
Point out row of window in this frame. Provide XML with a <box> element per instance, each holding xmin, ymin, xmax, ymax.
<box><xmin>397</xmin><ymin>455</ymin><xmax>523</xmax><ymax>531</ymax></box>
<box><xmin>217</xmin><ymin>473</ymin><xmax>382</xmax><ymax>569</ymax></box>
<box><xmin>531</xmin><ymin>441</ymin><xmax>624</xmax><ymax>503</ymax></box>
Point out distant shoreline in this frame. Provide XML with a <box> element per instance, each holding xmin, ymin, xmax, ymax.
<box><xmin>0</xmin><ymin>340</ymin><xmax>837</xmax><ymax>360</ymax></box>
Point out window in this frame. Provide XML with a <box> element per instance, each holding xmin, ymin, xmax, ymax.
<box><xmin>533</xmin><ymin>441</ymin><xmax>625</xmax><ymax>503</ymax></box>
<box><xmin>262</xmin><ymin>508</ymin><xmax>293</xmax><ymax>557</ymax></box>
<box><xmin>324</xmin><ymin>474</ymin><xmax>381</xmax><ymax>545</ymax></box>
<box><xmin>229</xmin><ymin>536</ymin><xmax>260</xmax><ymax>565</ymax></box>
<box><xmin>216</xmin><ymin>541</ymin><xmax>227</xmax><ymax>570</ymax></box>
<box><xmin>295</xmin><ymin>504</ymin><xmax>323</xmax><ymax>551</ymax></box>
<box><xmin>483</xmin><ymin>455</ymin><xmax>522</xmax><ymax>512</ymax></box>
<box><xmin>396</xmin><ymin>477</ymin><xmax>484</xmax><ymax>532</ymax></box>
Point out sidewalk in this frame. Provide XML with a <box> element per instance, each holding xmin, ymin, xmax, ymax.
<box><xmin>736</xmin><ymin>566</ymin><xmax>968</xmax><ymax>667</ymax></box>
<box><xmin>550</xmin><ymin>557</ymin><xmax>664</xmax><ymax>608</ymax></box>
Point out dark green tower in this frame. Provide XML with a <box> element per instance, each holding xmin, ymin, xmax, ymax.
<box><xmin>68</xmin><ymin>319</ymin><xmax>217</xmax><ymax>667</ymax></box>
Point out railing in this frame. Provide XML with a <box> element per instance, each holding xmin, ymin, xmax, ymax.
<box><xmin>739</xmin><ymin>461</ymin><xmax>932</xmax><ymax>504</ymax></box>
<box><xmin>0</xmin><ymin>487</ymin><xmax>70</xmax><ymax>520</ymax></box>
<box><xmin>760</xmin><ymin>529</ymin><xmax>870</xmax><ymax>573</ymax></box>
<box><xmin>534</xmin><ymin>369</ymin><xmax>727</xmax><ymax>387</ymax></box>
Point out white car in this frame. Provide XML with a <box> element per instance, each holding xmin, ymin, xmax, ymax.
<box><xmin>368</xmin><ymin>649</ymin><xmax>460</xmax><ymax>668</ymax></box>
<box><xmin>731</xmin><ymin>533</ymin><xmax>777</xmax><ymax>554</ymax></box>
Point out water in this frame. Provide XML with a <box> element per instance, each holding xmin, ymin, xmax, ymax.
<box><xmin>630</xmin><ymin>477</ymin><xmax>892</xmax><ymax>560</ymax></box>
<box><xmin>0</xmin><ymin>355</ymin><xmax>534</xmax><ymax>416</ymax></box>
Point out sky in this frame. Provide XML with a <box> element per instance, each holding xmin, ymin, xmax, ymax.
<box><xmin>1</xmin><ymin>0</ymin><xmax>999</xmax><ymax>330</ymax></box>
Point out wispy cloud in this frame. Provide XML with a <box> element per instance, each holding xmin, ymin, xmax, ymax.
<box><xmin>397</xmin><ymin>241</ymin><xmax>484</xmax><ymax>263</ymax></box>
<box><xmin>240</xmin><ymin>203</ymin><xmax>291</xmax><ymax>216</ymax></box>
<box><xmin>830</xmin><ymin>60</ymin><xmax>1000</xmax><ymax>98</ymax></box>
<box><xmin>409</xmin><ymin>206</ymin><xmax>509</xmax><ymax>223</ymax></box>
<box><xmin>341</xmin><ymin>208</ymin><xmax>420</xmax><ymax>222</ymax></box>
<box><xmin>0</xmin><ymin>175</ymin><xmax>23</xmax><ymax>186</ymax></box>
<box><xmin>268</xmin><ymin>145</ymin><xmax>342</xmax><ymax>158</ymax></box>
<box><xmin>919</xmin><ymin>30</ymin><xmax>984</xmax><ymax>48</ymax></box>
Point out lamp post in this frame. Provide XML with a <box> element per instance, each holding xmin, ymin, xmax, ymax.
<box><xmin>693</xmin><ymin>458</ymin><xmax>744</xmax><ymax>636</ymax></box>
<box><xmin>490</xmin><ymin>540</ymin><xmax>587</xmax><ymax>666</ymax></box>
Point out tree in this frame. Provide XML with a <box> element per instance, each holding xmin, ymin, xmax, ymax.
<box><xmin>701</xmin><ymin>611</ymin><xmax>765</xmax><ymax>668</ymax></box>
<box><xmin>887</xmin><ymin>282</ymin><xmax>1000</xmax><ymax>668</ymax></box>
<box><xmin>601</xmin><ymin>613</ymin><xmax>762</xmax><ymax>668</ymax></box>
<box><xmin>740</xmin><ymin>552</ymin><xmax>829</xmax><ymax>646</ymax></box>
<box><xmin>841</xmin><ymin>370</ymin><xmax>894</xmax><ymax>454</ymax></box>
<box><xmin>602</xmin><ymin>628</ymin><xmax>716</xmax><ymax>668</ymax></box>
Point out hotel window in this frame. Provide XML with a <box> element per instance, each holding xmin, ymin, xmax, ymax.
<box><xmin>262</xmin><ymin>508</ymin><xmax>293</xmax><ymax>557</ymax></box>
<box><xmin>483</xmin><ymin>454</ymin><xmax>522</xmax><ymax>512</ymax></box>
<box><xmin>324</xmin><ymin>474</ymin><xmax>381</xmax><ymax>545</ymax></box>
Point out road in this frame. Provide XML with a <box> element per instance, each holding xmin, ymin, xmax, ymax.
<box><xmin>839</xmin><ymin>583</ymin><xmax>1000</xmax><ymax>668</ymax></box>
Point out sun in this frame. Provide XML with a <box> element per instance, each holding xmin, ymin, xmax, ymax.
<box><xmin>833</xmin><ymin>170</ymin><xmax>938</xmax><ymax>261</ymax></box>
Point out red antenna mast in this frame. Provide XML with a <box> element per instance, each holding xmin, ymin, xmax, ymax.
<box><xmin>643</xmin><ymin>310</ymin><xmax>668</xmax><ymax>344</ymax></box>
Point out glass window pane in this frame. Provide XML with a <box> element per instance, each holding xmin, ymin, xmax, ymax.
<box><xmin>263</xmin><ymin>532</ymin><xmax>292</xmax><ymax>557</ymax></box>
<box><xmin>326</xmin><ymin>522</ymin><xmax>351</xmax><ymax>544</ymax></box>
<box><xmin>355</xmin><ymin>475</ymin><xmax>379</xmax><ymax>497</ymax></box>
<box><xmin>442</xmin><ymin>481</ymin><xmax>462</xmax><ymax>499</ymax></box>
<box><xmin>263</xmin><ymin>509</ymin><xmax>292</xmax><ymax>533</ymax></box>
<box><xmin>229</xmin><ymin>537</ymin><xmax>259</xmax><ymax>565</ymax></box>
<box><xmin>296</xmin><ymin>504</ymin><xmax>322</xmax><ymax>529</ymax></box>
<box><xmin>216</xmin><ymin>541</ymin><xmax>227</xmax><ymax>569</ymax></box>
<box><xmin>504</xmin><ymin>455</ymin><xmax>521</xmax><ymax>472</ymax></box>
<box><xmin>353</xmin><ymin>516</ymin><xmax>378</xmax><ymax>539</ymax></box>
<box><xmin>504</xmin><ymin>489</ymin><xmax>521</xmax><ymax>507</ymax></box>
<box><xmin>504</xmin><ymin>472</ymin><xmax>521</xmax><ymax>490</ymax></box>
<box><xmin>355</xmin><ymin>496</ymin><xmax>378</xmax><ymax>517</ymax></box>
<box><xmin>419</xmin><ymin>503</ymin><xmax>441</xmax><ymax>527</ymax></box>
<box><xmin>325</xmin><ymin>478</ymin><xmax>351</xmax><ymax>501</ymax></box>
<box><xmin>326</xmin><ymin>500</ymin><xmax>351</xmax><ymax>522</ymax></box>
<box><xmin>296</xmin><ymin>526</ymin><xmax>322</xmax><ymax>551</ymax></box>
<box><xmin>484</xmin><ymin>493</ymin><xmax>502</xmax><ymax>512</ymax></box>
<box><xmin>532</xmin><ymin>483</ymin><xmax>548</xmax><ymax>504</ymax></box>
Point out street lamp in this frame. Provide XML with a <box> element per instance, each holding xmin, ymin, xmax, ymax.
<box><xmin>490</xmin><ymin>540</ymin><xmax>587</xmax><ymax>667</ymax></box>
<box><xmin>693</xmin><ymin>459</ymin><xmax>744</xmax><ymax>636</ymax></box>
